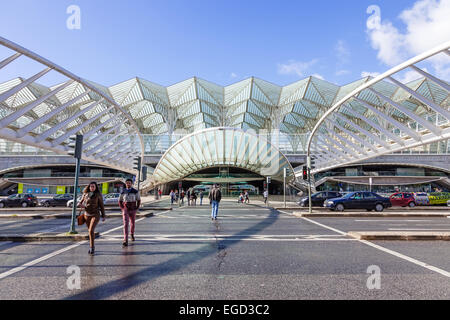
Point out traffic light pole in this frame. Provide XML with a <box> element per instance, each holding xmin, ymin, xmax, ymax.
<box><xmin>68</xmin><ymin>134</ymin><xmax>83</xmax><ymax>234</ymax></box>
<box><xmin>307</xmin><ymin>155</ymin><xmax>312</xmax><ymax>214</ymax></box>
<box><xmin>283</xmin><ymin>168</ymin><xmax>286</xmax><ymax>208</ymax></box>
<box><xmin>69</xmin><ymin>156</ymin><xmax>81</xmax><ymax>234</ymax></box>
<box><xmin>137</xmin><ymin>165</ymin><xmax>141</xmax><ymax>192</ymax></box>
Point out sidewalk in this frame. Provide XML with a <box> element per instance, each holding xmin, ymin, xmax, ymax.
<box><xmin>292</xmin><ymin>212</ymin><xmax>449</xmax><ymax>217</ymax></box>
<box><xmin>0</xmin><ymin>232</ymin><xmax>100</xmax><ymax>242</ymax></box>
<box><xmin>347</xmin><ymin>231</ymin><xmax>450</xmax><ymax>241</ymax></box>
<box><xmin>0</xmin><ymin>196</ymin><xmax>172</xmax><ymax>219</ymax></box>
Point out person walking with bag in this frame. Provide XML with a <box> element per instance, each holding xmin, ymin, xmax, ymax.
<box><xmin>208</xmin><ymin>184</ymin><xmax>222</xmax><ymax>220</ymax></box>
<box><xmin>78</xmin><ymin>182</ymin><xmax>106</xmax><ymax>255</ymax></box>
<box><xmin>119</xmin><ymin>178</ymin><xmax>141</xmax><ymax>248</ymax></box>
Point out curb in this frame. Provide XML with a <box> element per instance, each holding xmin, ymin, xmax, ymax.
<box><xmin>281</xmin><ymin>206</ymin><xmax>450</xmax><ymax>211</ymax></box>
<box><xmin>292</xmin><ymin>212</ymin><xmax>450</xmax><ymax>218</ymax></box>
<box><xmin>0</xmin><ymin>232</ymin><xmax>100</xmax><ymax>242</ymax></box>
<box><xmin>0</xmin><ymin>211</ymin><xmax>154</xmax><ymax>219</ymax></box>
<box><xmin>347</xmin><ymin>231</ymin><xmax>450</xmax><ymax>241</ymax></box>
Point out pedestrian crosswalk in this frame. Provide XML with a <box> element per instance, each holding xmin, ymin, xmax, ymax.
<box><xmin>154</xmin><ymin>213</ymin><xmax>294</xmax><ymax>219</ymax></box>
<box><xmin>99</xmin><ymin>234</ymin><xmax>353</xmax><ymax>242</ymax></box>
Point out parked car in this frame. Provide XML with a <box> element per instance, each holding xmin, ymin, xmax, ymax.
<box><xmin>389</xmin><ymin>192</ymin><xmax>417</xmax><ymax>207</ymax></box>
<box><xmin>298</xmin><ymin>191</ymin><xmax>342</xmax><ymax>207</ymax></box>
<box><xmin>40</xmin><ymin>194</ymin><xmax>73</xmax><ymax>207</ymax></box>
<box><xmin>103</xmin><ymin>193</ymin><xmax>121</xmax><ymax>206</ymax></box>
<box><xmin>413</xmin><ymin>192</ymin><xmax>430</xmax><ymax>206</ymax></box>
<box><xmin>67</xmin><ymin>195</ymin><xmax>82</xmax><ymax>208</ymax></box>
<box><xmin>324</xmin><ymin>191</ymin><xmax>392</xmax><ymax>212</ymax></box>
<box><xmin>447</xmin><ymin>199</ymin><xmax>450</xmax><ymax>207</ymax></box>
<box><xmin>0</xmin><ymin>193</ymin><xmax>38</xmax><ymax>208</ymax></box>
<box><xmin>67</xmin><ymin>193</ymin><xmax>121</xmax><ymax>207</ymax></box>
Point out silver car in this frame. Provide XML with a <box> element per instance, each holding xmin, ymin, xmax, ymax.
<box><xmin>103</xmin><ymin>193</ymin><xmax>121</xmax><ymax>207</ymax></box>
<box><xmin>66</xmin><ymin>195</ymin><xmax>82</xmax><ymax>208</ymax></box>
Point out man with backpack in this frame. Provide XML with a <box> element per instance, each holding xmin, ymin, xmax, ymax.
<box><xmin>208</xmin><ymin>184</ymin><xmax>222</xmax><ymax>220</ymax></box>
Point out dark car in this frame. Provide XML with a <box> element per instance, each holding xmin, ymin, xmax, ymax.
<box><xmin>0</xmin><ymin>193</ymin><xmax>39</xmax><ymax>208</ymax></box>
<box><xmin>298</xmin><ymin>191</ymin><xmax>342</xmax><ymax>207</ymax></box>
<box><xmin>324</xmin><ymin>191</ymin><xmax>391</xmax><ymax>212</ymax></box>
<box><xmin>40</xmin><ymin>194</ymin><xmax>73</xmax><ymax>207</ymax></box>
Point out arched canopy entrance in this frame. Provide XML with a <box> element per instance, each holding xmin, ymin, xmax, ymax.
<box><xmin>152</xmin><ymin>127</ymin><xmax>295</xmax><ymax>185</ymax></box>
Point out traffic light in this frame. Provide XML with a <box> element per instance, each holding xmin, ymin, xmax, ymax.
<box><xmin>141</xmin><ymin>166</ymin><xmax>147</xmax><ymax>181</ymax></box>
<box><xmin>302</xmin><ymin>166</ymin><xmax>308</xmax><ymax>180</ymax></box>
<box><xmin>310</xmin><ymin>156</ymin><xmax>316</xmax><ymax>170</ymax></box>
<box><xmin>133</xmin><ymin>157</ymin><xmax>142</xmax><ymax>172</ymax></box>
<box><xmin>67</xmin><ymin>134</ymin><xmax>83</xmax><ymax>159</ymax></box>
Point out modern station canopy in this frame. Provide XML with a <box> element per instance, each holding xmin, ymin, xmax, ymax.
<box><xmin>152</xmin><ymin>127</ymin><xmax>295</xmax><ymax>185</ymax></box>
<box><xmin>0</xmin><ymin>35</ymin><xmax>449</xmax><ymax>185</ymax></box>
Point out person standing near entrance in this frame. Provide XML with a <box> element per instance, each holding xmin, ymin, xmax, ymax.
<box><xmin>186</xmin><ymin>188</ymin><xmax>191</xmax><ymax>206</ymax></box>
<box><xmin>199</xmin><ymin>190</ymin><xmax>204</xmax><ymax>206</ymax></box>
<box><xmin>208</xmin><ymin>184</ymin><xmax>222</xmax><ymax>220</ymax></box>
<box><xmin>180</xmin><ymin>189</ymin><xmax>185</xmax><ymax>204</ymax></box>
<box><xmin>119</xmin><ymin>178</ymin><xmax>141</xmax><ymax>247</ymax></box>
<box><xmin>170</xmin><ymin>190</ymin><xmax>176</xmax><ymax>205</ymax></box>
<box><xmin>244</xmin><ymin>190</ymin><xmax>250</xmax><ymax>204</ymax></box>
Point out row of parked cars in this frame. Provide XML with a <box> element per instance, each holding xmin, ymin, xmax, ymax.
<box><xmin>298</xmin><ymin>191</ymin><xmax>450</xmax><ymax>212</ymax></box>
<box><xmin>0</xmin><ymin>193</ymin><xmax>121</xmax><ymax>208</ymax></box>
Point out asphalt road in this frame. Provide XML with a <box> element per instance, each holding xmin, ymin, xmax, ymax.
<box><xmin>0</xmin><ymin>200</ymin><xmax>449</xmax><ymax>300</ymax></box>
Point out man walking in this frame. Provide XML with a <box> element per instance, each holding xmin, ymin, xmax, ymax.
<box><xmin>199</xmin><ymin>190</ymin><xmax>204</xmax><ymax>206</ymax></box>
<box><xmin>119</xmin><ymin>178</ymin><xmax>141</xmax><ymax>247</ymax></box>
<box><xmin>186</xmin><ymin>188</ymin><xmax>191</xmax><ymax>206</ymax></box>
<box><xmin>208</xmin><ymin>184</ymin><xmax>221</xmax><ymax>220</ymax></box>
<box><xmin>263</xmin><ymin>189</ymin><xmax>268</xmax><ymax>205</ymax></box>
<box><xmin>244</xmin><ymin>190</ymin><xmax>250</xmax><ymax>204</ymax></box>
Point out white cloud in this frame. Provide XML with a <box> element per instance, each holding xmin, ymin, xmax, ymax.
<box><xmin>394</xmin><ymin>68</ymin><xmax>429</xmax><ymax>83</ymax></box>
<box><xmin>366</xmin><ymin>0</ymin><xmax>450</xmax><ymax>79</ymax></box>
<box><xmin>312</xmin><ymin>73</ymin><xmax>324</xmax><ymax>80</ymax></box>
<box><xmin>335</xmin><ymin>40</ymin><xmax>351</xmax><ymax>64</ymax></box>
<box><xmin>335</xmin><ymin>40</ymin><xmax>351</xmax><ymax>76</ymax></box>
<box><xmin>230</xmin><ymin>72</ymin><xmax>237</xmax><ymax>78</ymax></box>
<box><xmin>277</xmin><ymin>59</ymin><xmax>318</xmax><ymax>77</ymax></box>
<box><xmin>361</xmin><ymin>71</ymin><xmax>381</xmax><ymax>78</ymax></box>
<box><xmin>336</xmin><ymin>69</ymin><xmax>350</xmax><ymax>76</ymax></box>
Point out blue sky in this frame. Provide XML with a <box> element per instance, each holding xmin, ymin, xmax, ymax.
<box><xmin>0</xmin><ymin>0</ymin><xmax>448</xmax><ymax>87</ymax></box>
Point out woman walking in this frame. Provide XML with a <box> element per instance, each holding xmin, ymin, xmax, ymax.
<box><xmin>79</xmin><ymin>182</ymin><xmax>106</xmax><ymax>255</ymax></box>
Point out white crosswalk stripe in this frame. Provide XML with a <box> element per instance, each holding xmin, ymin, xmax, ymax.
<box><xmin>99</xmin><ymin>234</ymin><xmax>354</xmax><ymax>242</ymax></box>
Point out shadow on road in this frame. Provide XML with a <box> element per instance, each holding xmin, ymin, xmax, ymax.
<box><xmin>65</xmin><ymin>208</ymin><xmax>280</xmax><ymax>300</ymax></box>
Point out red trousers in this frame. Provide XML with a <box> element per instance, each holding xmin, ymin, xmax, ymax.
<box><xmin>122</xmin><ymin>209</ymin><xmax>137</xmax><ymax>242</ymax></box>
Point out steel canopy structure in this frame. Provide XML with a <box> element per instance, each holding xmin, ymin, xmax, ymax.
<box><xmin>0</xmin><ymin>36</ymin><xmax>449</xmax><ymax>189</ymax></box>
<box><xmin>306</xmin><ymin>40</ymin><xmax>450</xmax><ymax>175</ymax></box>
<box><xmin>152</xmin><ymin>127</ymin><xmax>295</xmax><ymax>186</ymax></box>
<box><xmin>0</xmin><ymin>36</ymin><xmax>144</xmax><ymax>174</ymax></box>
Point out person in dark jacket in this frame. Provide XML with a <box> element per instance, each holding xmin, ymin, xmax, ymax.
<box><xmin>119</xmin><ymin>179</ymin><xmax>141</xmax><ymax>247</ymax></box>
<box><xmin>208</xmin><ymin>184</ymin><xmax>222</xmax><ymax>220</ymax></box>
<box><xmin>79</xmin><ymin>182</ymin><xmax>106</xmax><ymax>255</ymax></box>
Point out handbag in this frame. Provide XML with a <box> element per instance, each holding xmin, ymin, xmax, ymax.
<box><xmin>77</xmin><ymin>209</ymin><xmax>86</xmax><ymax>226</ymax></box>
